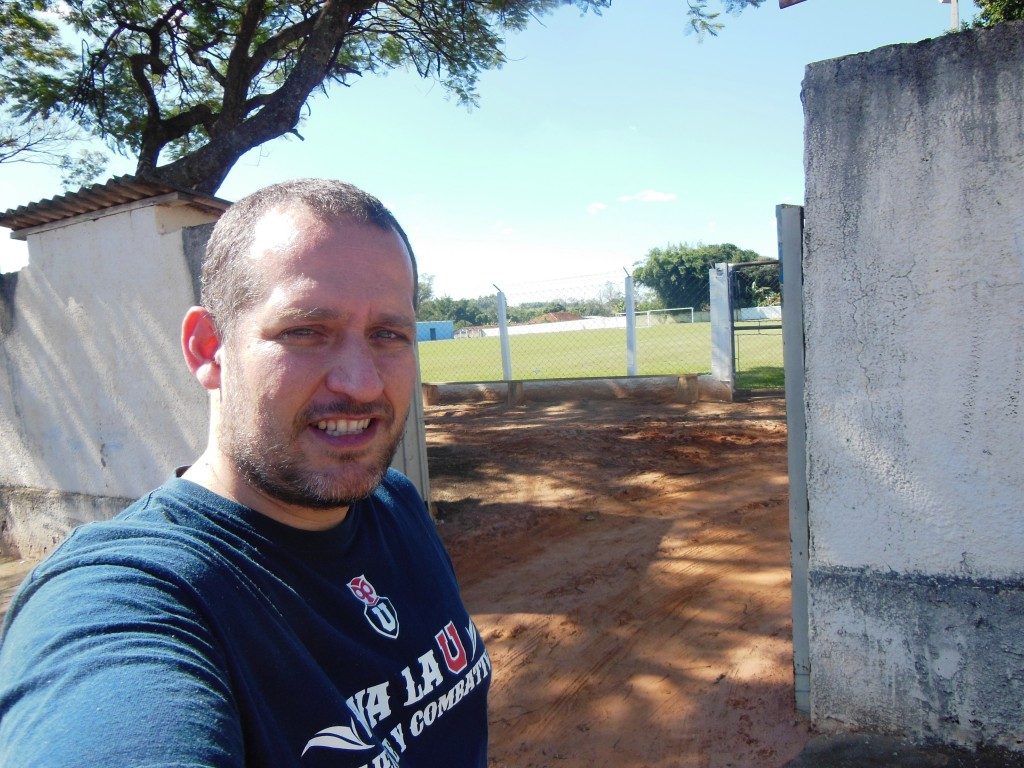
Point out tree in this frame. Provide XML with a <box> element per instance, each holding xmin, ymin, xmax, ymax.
<box><xmin>0</xmin><ymin>0</ymin><xmax>107</xmax><ymax>184</ymax></box>
<box><xmin>632</xmin><ymin>242</ymin><xmax>765</xmax><ymax>310</ymax></box>
<box><xmin>0</xmin><ymin>0</ymin><xmax>763</xmax><ymax>193</ymax></box>
<box><xmin>973</xmin><ymin>0</ymin><xmax>1024</xmax><ymax>26</ymax></box>
<box><xmin>417</xmin><ymin>293</ymin><xmax>497</xmax><ymax>328</ymax></box>
<box><xmin>416</xmin><ymin>273</ymin><xmax>435</xmax><ymax>308</ymax></box>
<box><xmin>1</xmin><ymin>112</ymin><xmax>108</xmax><ymax>187</ymax></box>
<box><xmin>730</xmin><ymin>262</ymin><xmax>780</xmax><ymax>308</ymax></box>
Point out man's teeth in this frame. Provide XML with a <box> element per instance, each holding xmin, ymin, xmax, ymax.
<box><xmin>316</xmin><ymin>418</ymin><xmax>371</xmax><ymax>436</ymax></box>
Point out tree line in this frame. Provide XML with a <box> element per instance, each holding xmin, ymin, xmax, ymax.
<box><xmin>416</xmin><ymin>276</ymin><xmax>660</xmax><ymax>329</ymax></box>
<box><xmin>417</xmin><ymin>242</ymin><xmax>783</xmax><ymax>327</ymax></box>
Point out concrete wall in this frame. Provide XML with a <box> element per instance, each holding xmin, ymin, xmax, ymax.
<box><xmin>0</xmin><ymin>202</ymin><xmax>216</xmax><ymax>556</ymax></box>
<box><xmin>802</xmin><ymin>23</ymin><xmax>1024</xmax><ymax>749</ymax></box>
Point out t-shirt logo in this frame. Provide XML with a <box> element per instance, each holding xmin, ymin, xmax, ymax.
<box><xmin>347</xmin><ymin>575</ymin><xmax>400</xmax><ymax>639</ymax></box>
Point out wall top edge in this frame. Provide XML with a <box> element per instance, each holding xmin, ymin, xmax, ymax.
<box><xmin>802</xmin><ymin>19</ymin><xmax>1024</xmax><ymax>86</ymax></box>
<box><xmin>0</xmin><ymin>174</ymin><xmax>230</xmax><ymax>235</ymax></box>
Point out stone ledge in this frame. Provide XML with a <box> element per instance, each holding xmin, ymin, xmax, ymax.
<box><xmin>422</xmin><ymin>375</ymin><xmax>712</xmax><ymax>406</ymax></box>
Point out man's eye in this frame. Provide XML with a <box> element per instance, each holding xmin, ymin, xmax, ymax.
<box><xmin>374</xmin><ymin>329</ymin><xmax>409</xmax><ymax>341</ymax></box>
<box><xmin>281</xmin><ymin>327</ymin><xmax>320</xmax><ymax>339</ymax></box>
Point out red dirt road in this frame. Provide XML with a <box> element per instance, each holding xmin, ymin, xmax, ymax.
<box><xmin>425</xmin><ymin>397</ymin><xmax>810</xmax><ymax>768</ymax></box>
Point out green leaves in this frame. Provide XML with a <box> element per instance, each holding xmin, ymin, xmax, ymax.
<box><xmin>686</xmin><ymin>0</ymin><xmax>764</xmax><ymax>38</ymax></box>
<box><xmin>973</xmin><ymin>0</ymin><xmax>1024</xmax><ymax>26</ymax></box>
<box><xmin>1</xmin><ymin>0</ymin><xmax>764</xmax><ymax>191</ymax></box>
<box><xmin>633</xmin><ymin>242</ymin><xmax>765</xmax><ymax>310</ymax></box>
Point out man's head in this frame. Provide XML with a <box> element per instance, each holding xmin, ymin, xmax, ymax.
<box><xmin>182</xmin><ymin>179</ymin><xmax>419</xmax><ymax>528</ymax></box>
<box><xmin>201</xmin><ymin>179</ymin><xmax>418</xmax><ymax>341</ymax></box>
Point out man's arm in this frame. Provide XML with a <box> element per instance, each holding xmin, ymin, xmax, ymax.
<box><xmin>0</xmin><ymin>563</ymin><xmax>244</xmax><ymax>767</ymax></box>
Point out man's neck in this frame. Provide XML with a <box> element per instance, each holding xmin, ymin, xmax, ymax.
<box><xmin>181</xmin><ymin>452</ymin><xmax>350</xmax><ymax>531</ymax></box>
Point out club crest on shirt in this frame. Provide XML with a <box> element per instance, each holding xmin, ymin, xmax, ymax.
<box><xmin>347</xmin><ymin>575</ymin><xmax>400</xmax><ymax>639</ymax></box>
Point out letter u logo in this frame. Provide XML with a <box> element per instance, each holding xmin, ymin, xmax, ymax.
<box><xmin>372</xmin><ymin>603</ymin><xmax>398</xmax><ymax>631</ymax></box>
<box><xmin>363</xmin><ymin>596</ymin><xmax>400</xmax><ymax>639</ymax></box>
<box><xmin>435</xmin><ymin>621</ymin><xmax>468</xmax><ymax>673</ymax></box>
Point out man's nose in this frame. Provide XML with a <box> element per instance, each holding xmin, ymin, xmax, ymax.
<box><xmin>323</xmin><ymin>338</ymin><xmax>385</xmax><ymax>401</ymax></box>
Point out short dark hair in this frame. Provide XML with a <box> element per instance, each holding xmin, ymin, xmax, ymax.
<box><xmin>201</xmin><ymin>179</ymin><xmax>418</xmax><ymax>337</ymax></box>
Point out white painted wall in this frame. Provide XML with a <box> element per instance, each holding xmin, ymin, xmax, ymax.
<box><xmin>802</xmin><ymin>23</ymin><xmax>1024</xmax><ymax>748</ymax></box>
<box><xmin>0</xmin><ymin>204</ymin><xmax>213</xmax><ymax>497</ymax></box>
<box><xmin>0</xmin><ymin>202</ymin><xmax>216</xmax><ymax>553</ymax></box>
<box><xmin>736</xmin><ymin>306</ymin><xmax>780</xmax><ymax>321</ymax></box>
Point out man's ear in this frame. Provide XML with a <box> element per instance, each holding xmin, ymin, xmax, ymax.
<box><xmin>182</xmin><ymin>307</ymin><xmax>223</xmax><ymax>391</ymax></box>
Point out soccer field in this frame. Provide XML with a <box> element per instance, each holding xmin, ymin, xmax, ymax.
<box><xmin>417</xmin><ymin>322</ymin><xmax>784</xmax><ymax>388</ymax></box>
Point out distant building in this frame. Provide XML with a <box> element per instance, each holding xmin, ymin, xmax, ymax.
<box><xmin>527</xmin><ymin>311</ymin><xmax>582</xmax><ymax>324</ymax></box>
<box><xmin>416</xmin><ymin>320</ymin><xmax>454</xmax><ymax>342</ymax></box>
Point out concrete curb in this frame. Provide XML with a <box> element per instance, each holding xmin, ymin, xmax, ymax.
<box><xmin>422</xmin><ymin>374</ymin><xmax>728</xmax><ymax>406</ymax></box>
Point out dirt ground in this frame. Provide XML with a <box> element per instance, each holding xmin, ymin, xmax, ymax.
<box><xmin>425</xmin><ymin>396</ymin><xmax>810</xmax><ymax>768</ymax></box>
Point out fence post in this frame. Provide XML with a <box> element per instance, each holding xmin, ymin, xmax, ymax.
<box><xmin>708</xmin><ymin>263</ymin><xmax>734</xmax><ymax>395</ymax></box>
<box><xmin>495</xmin><ymin>286</ymin><xmax>513</xmax><ymax>381</ymax></box>
<box><xmin>624</xmin><ymin>272</ymin><xmax>637</xmax><ymax>376</ymax></box>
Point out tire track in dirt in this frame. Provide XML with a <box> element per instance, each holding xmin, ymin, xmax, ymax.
<box><xmin>428</xmin><ymin>399</ymin><xmax>810</xmax><ymax>768</ymax></box>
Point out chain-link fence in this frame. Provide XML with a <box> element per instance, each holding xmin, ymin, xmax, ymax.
<box><xmin>730</xmin><ymin>261</ymin><xmax>783</xmax><ymax>390</ymax></box>
<box><xmin>416</xmin><ymin>272</ymin><xmax>713</xmax><ymax>384</ymax></box>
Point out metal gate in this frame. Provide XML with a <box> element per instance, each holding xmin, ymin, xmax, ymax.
<box><xmin>728</xmin><ymin>259</ymin><xmax>783</xmax><ymax>390</ymax></box>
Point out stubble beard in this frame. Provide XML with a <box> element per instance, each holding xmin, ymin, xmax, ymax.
<box><xmin>219</xmin><ymin>395</ymin><xmax>407</xmax><ymax>511</ymax></box>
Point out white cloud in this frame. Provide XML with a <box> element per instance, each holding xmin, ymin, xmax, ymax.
<box><xmin>586</xmin><ymin>202</ymin><xmax>608</xmax><ymax>216</ymax></box>
<box><xmin>618</xmin><ymin>190</ymin><xmax>677</xmax><ymax>204</ymax></box>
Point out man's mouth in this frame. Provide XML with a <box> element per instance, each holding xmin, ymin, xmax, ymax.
<box><xmin>315</xmin><ymin>418</ymin><xmax>371</xmax><ymax>437</ymax></box>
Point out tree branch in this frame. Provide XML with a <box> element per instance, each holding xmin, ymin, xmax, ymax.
<box><xmin>219</xmin><ymin>0</ymin><xmax>274</xmax><ymax>126</ymax></box>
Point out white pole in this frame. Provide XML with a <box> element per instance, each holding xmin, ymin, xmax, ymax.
<box><xmin>494</xmin><ymin>286</ymin><xmax>513</xmax><ymax>381</ymax></box>
<box><xmin>624</xmin><ymin>271</ymin><xmax>637</xmax><ymax>376</ymax></box>
<box><xmin>951</xmin><ymin>0</ymin><xmax>959</xmax><ymax>31</ymax></box>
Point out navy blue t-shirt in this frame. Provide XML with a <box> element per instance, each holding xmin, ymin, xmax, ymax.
<box><xmin>0</xmin><ymin>470</ymin><xmax>489</xmax><ymax>767</ymax></box>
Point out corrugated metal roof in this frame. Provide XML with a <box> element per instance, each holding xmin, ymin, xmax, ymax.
<box><xmin>0</xmin><ymin>174</ymin><xmax>230</xmax><ymax>233</ymax></box>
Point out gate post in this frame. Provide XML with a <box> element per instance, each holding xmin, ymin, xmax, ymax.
<box><xmin>778</xmin><ymin>203</ymin><xmax>810</xmax><ymax>715</ymax></box>
<box><xmin>707</xmin><ymin>263</ymin><xmax>735</xmax><ymax>399</ymax></box>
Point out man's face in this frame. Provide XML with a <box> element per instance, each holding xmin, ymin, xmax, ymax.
<box><xmin>214</xmin><ymin>207</ymin><xmax>417</xmax><ymax>511</ymax></box>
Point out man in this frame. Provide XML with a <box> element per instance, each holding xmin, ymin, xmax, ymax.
<box><xmin>0</xmin><ymin>179</ymin><xmax>490</xmax><ymax>767</ymax></box>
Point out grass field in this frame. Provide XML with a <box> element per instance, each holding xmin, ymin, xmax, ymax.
<box><xmin>733</xmin><ymin>323</ymin><xmax>785</xmax><ymax>389</ymax></box>
<box><xmin>418</xmin><ymin>322</ymin><xmax>785</xmax><ymax>389</ymax></box>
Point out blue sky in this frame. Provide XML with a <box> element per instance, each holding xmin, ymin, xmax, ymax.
<box><xmin>0</xmin><ymin>0</ymin><xmax>978</xmax><ymax>299</ymax></box>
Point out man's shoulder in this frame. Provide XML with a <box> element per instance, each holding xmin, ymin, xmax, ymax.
<box><xmin>22</xmin><ymin>479</ymin><xmax>240</xmax><ymax>595</ymax></box>
<box><xmin>375</xmin><ymin>468</ymin><xmax>422</xmax><ymax>506</ymax></box>
<box><xmin>370</xmin><ymin>469</ymin><xmax>434</xmax><ymax>528</ymax></box>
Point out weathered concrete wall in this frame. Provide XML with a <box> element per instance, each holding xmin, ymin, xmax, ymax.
<box><xmin>802</xmin><ymin>23</ymin><xmax>1024</xmax><ymax>748</ymax></box>
<box><xmin>0</xmin><ymin>203</ymin><xmax>217</xmax><ymax>556</ymax></box>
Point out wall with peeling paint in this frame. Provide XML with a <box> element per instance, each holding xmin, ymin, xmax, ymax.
<box><xmin>802</xmin><ymin>22</ymin><xmax>1024</xmax><ymax>749</ymax></box>
<box><xmin>0</xmin><ymin>202</ymin><xmax>217</xmax><ymax>556</ymax></box>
